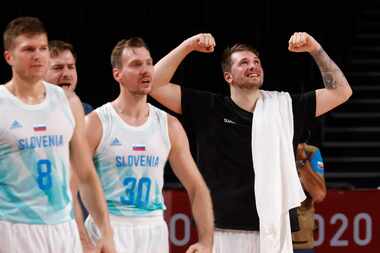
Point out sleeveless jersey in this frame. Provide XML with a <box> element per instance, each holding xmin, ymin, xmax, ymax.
<box><xmin>94</xmin><ymin>103</ymin><xmax>170</xmax><ymax>216</ymax></box>
<box><xmin>0</xmin><ymin>82</ymin><xmax>75</xmax><ymax>224</ymax></box>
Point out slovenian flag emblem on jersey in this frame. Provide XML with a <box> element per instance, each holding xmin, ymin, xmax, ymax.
<box><xmin>132</xmin><ymin>144</ymin><xmax>146</xmax><ymax>151</ymax></box>
<box><xmin>33</xmin><ymin>124</ymin><xmax>47</xmax><ymax>132</ymax></box>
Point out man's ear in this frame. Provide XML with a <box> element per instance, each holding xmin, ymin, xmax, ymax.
<box><xmin>112</xmin><ymin>67</ymin><xmax>120</xmax><ymax>82</ymax></box>
<box><xmin>4</xmin><ymin>50</ymin><xmax>13</xmax><ymax>66</ymax></box>
<box><xmin>224</xmin><ymin>71</ymin><xmax>232</xmax><ymax>84</ymax></box>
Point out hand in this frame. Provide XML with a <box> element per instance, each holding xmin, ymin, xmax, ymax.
<box><xmin>186</xmin><ymin>242</ymin><xmax>212</xmax><ymax>253</ymax></box>
<box><xmin>288</xmin><ymin>32</ymin><xmax>321</xmax><ymax>54</ymax></box>
<box><xmin>184</xmin><ymin>33</ymin><xmax>216</xmax><ymax>53</ymax></box>
<box><xmin>95</xmin><ymin>235</ymin><xmax>117</xmax><ymax>253</ymax></box>
<box><xmin>83</xmin><ymin>245</ymin><xmax>97</xmax><ymax>253</ymax></box>
<box><xmin>77</xmin><ymin>226</ymin><xmax>97</xmax><ymax>253</ymax></box>
<box><xmin>296</xmin><ymin>143</ymin><xmax>308</xmax><ymax>161</ymax></box>
<box><xmin>81</xmin><ymin>239</ymin><xmax>96</xmax><ymax>253</ymax></box>
<box><xmin>296</xmin><ymin>143</ymin><xmax>309</xmax><ymax>173</ymax></box>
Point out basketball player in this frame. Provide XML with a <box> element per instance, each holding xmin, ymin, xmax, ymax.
<box><xmin>150</xmin><ymin>32</ymin><xmax>352</xmax><ymax>252</ymax></box>
<box><xmin>0</xmin><ymin>16</ymin><xmax>115</xmax><ymax>253</ymax></box>
<box><xmin>82</xmin><ymin>37</ymin><xmax>214</xmax><ymax>253</ymax></box>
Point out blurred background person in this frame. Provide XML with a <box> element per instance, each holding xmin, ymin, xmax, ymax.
<box><xmin>292</xmin><ymin>130</ymin><xmax>326</xmax><ymax>253</ymax></box>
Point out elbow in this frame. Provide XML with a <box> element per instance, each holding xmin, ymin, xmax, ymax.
<box><xmin>313</xmin><ymin>190</ymin><xmax>327</xmax><ymax>203</ymax></box>
<box><xmin>186</xmin><ymin>183</ymin><xmax>199</xmax><ymax>203</ymax></box>
<box><xmin>341</xmin><ymin>83</ymin><xmax>353</xmax><ymax>102</ymax></box>
<box><xmin>189</xmin><ymin>182</ymin><xmax>210</xmax><ymax>202</ymax></box>
<box><xmin>345</xmin><ymin>85</ymin><xmax>353</xmax><ymax>100</ymax></box>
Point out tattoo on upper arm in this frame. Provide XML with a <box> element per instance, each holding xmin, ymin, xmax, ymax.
<box><xmin>322</xmin><ymin>72</ymin><xmax>337</xmax><ymax>89</ymax></box>
<box><xmin>312</xmin><ymin>48</ymin><xmax>343</xmax><ymax>90</ymax></box>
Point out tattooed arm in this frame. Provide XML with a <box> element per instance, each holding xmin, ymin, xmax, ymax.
<box><xmin>288</xmin><ymin>32</ymin><xmax>352</xmax><ymax>117</ymax></box>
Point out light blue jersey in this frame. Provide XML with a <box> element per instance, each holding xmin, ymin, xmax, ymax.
<box><xmin>94</xmin><ymin>103</ymin><xmax>170</xmax><ymax>216</ymax></box>
<box><xmin>0</xmin><ymin>82</ymin><xmax>75</xmax><ymax>224</ymax></box>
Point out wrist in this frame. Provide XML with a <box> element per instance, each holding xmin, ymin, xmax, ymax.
<box><xmin>296</xmin><ymin>160</ymin><xmax>305</xmax><ymax>171</ymax></box>
<box><xmin>180</xmin><ymin>39</ymin><xmax>197</xmax><ymax>54</ymax></box>
<box><xmin>198</xmin><ymin>237</ymin><xmax>213</xmax><ymax>248</ymax></box>
<box><xmin>310</xmin><ymin>45</ymin><xmax>323</xmax><ymax>56</ymax></box>
<box><xmin>98</xmin><ymin>224</ymin><xmax>113</xmax><ymax>238</ymax></box>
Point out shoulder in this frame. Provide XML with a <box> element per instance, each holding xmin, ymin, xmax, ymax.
<box><xmin>182</xmin><ymin>87</ymin><xmax>222</xmax><ymax>103</ymax></box>
<box><xmin>46</xmin><ymin>85</ymin><xmax>83</xmax><ymax>120</ymax></box>
<box><xmin>167</xmin><ymin>114</ymin><xmax>182</xmax><ymax>130</ymax></box>
<box><xmin>149</xmin><ymin>103</ymin><xmax>167</xmax><ymax>117</ymax></box>
<box><xmin>167</xmin><ymin>114</ymin><xmax>186</xmax><ymax>141</ymax></box>
<box><xmin>261</xmin><ymin>90</ymin><xmax>289</xmax><ymax>97</ymax></box>
<box><xmin>44</xmin><ymin>81</ymin><xmax>68</xmax><ymax>99</ymax></box>
<box><xmin>86</xmin><ymin>108</ymin><xmax>102</xmax><ymax>126</ymax></box>
<box><xmin>85</xmin><ymin>110</ymin><xmax>103</xmax><ymax>139</ymax></box>
<box><xmin>261</xmin><ymin>90</ymin><xmax>292</xmax><ymax>104</ymax></box>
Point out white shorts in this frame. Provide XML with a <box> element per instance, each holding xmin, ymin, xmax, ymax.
<box><xmin>85</xmin><ymin>214</ymin><xmax>169</xmax><ymax>253</ymax></box>
<box><xmin>0</xmin><ymin>219</ymin><xmax>82</xmax><ymax>253</ymax></box>
<box><xmin>213</xmin><ymin>229</ymin><xmax>260</xmax><ymax>253</ymax></box>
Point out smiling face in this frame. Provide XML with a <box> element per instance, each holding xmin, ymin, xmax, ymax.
<box><xmin>113</xmin><ymin>46</ymin><xmax>154</xmax><ymax>95</ymax></box>
<box><xmin>224</xmin><ymin>50</ymin><xmax>264</xmax><ymax>90</ymax></box>
<box><xmin>45</xmin><ymin>49</ymin><xmax>78</xmax><ymax>91</ymax></box>
<box><xmin>4</xmin><ymin>33</ymin><xmax>49</xmax><ymax>83</ymax></box>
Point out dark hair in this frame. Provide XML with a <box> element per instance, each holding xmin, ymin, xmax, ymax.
<box><xmin>48</xmin><ymin>40</ymin><xmax>76</xmax><ymax>60</ymax></box>
<box><xmin>221</xmin><ymin>43</ymin><xmax>259</xmax><ymax>73</ymax></box>
<box><xmin>3</xmin><ymin>16</ymin><xmax>46</xmax><ymax>50</ymax></box>
<box><xmin>111</xmin><ymin>37</ymin><xmax>148</xmax><ymax>69</ymax></box>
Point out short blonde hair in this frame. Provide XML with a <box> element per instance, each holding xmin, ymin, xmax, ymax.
<box><xmin>110</xmin><ymin>37</ymin><xmax>148</xmax><ymax>68</ymax></box>
<box><xmin>3</xmin><ymin>16</ymin><xmax>46</xmax><ymax>50</ymax></box>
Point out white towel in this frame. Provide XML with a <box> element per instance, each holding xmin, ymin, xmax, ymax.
<box><xmin>251</xmin><ymin>90</ymin><xmax>306</xmax><ymax>253</ymax></box>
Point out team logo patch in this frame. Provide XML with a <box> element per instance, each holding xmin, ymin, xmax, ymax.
<box><xmin>111</xmin><ymin>137</ymin><xmax>122</xmax><ymax>146</ymax></box>
<box><xmin>10</xmin><ymin>120</ymin><xmax>23</xmax><ymax>129</ymax></box>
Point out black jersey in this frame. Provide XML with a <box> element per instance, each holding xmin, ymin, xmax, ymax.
<box><xmin>181</xmin><ymin>87</ymin><xmax>316</xmax><ymax>231</ymax></box>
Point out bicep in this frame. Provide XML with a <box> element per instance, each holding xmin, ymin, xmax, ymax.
<box><xmin>150</xmin><ymin>83</ymin><xmax>182</xmax><ymax>114</ymax></box>
<box><xmin>315</xmin><ymin>88</ymin><xmax>347</xmax><ymax>117</ymax></box>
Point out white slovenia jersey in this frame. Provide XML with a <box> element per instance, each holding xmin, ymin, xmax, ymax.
<box><xmin>0</xmin><ymin>82</ymin><xmax>75</xmax><ymax>224</ymax></box>
<box><xmin>94</xmin><ymin>103</ymin><xmax>171</xmax><ymax>216</ymax></box>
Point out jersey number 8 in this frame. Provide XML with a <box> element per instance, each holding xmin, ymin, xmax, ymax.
<box><xmin>37</xmin><ymin>159</ymin><xmax>52</xmax><ymax>190</ymax></box>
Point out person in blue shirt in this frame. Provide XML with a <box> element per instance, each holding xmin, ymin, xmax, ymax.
<box><xmin>45</xmin><ymin>40</ymin><xmax>93</xmax><ymax>114</ymax></box>
<box><xmin>292</xmin><ymin>130</ymin><xmax>327</xmax><ymax>253</ymax></box>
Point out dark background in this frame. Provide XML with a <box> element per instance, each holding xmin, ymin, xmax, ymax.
<box><xmin>0</xmin><ymin>1</ymin><xmax>356</xmax><ymax>103</ymax></box>
<box><xmin>2</xmin><ymin>1</ymin><xmax>377</xmax><ymax>188</ymax></box>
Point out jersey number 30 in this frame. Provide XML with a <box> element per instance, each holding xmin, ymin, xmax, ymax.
<box><xmin>121</xmin><ymin>177</ymin><xmax>151</xmax><ymax>207</ymax></box>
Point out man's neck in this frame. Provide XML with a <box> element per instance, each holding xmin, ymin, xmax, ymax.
<box><xmin>5</xmin><ymin>77</ymin><xmax>46</xmax><ymax>104</ymax></box>
<box><xmin>112</xmin><ymin>91</ymin><xmax>150</xmax><ymax>126</ymax></box>
<box><xmin>230</xmin><ymin>88</ymin><xmax>261</xmax><ymax>112</ymax></box>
